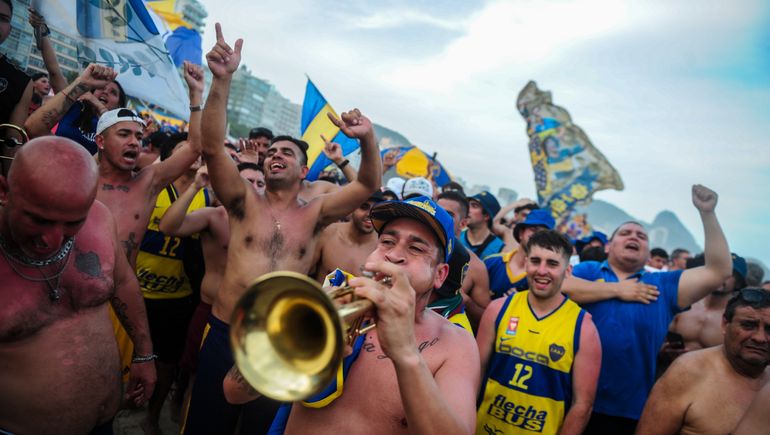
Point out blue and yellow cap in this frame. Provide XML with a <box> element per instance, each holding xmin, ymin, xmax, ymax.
<box><xmin>370</xmin><ymin>196</ymin><xmax>455</xmax><ymax>263</ymax></box>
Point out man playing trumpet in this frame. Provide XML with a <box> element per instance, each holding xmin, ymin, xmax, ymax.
<box><xmin>226</xmin><ymin>196</ymin><xmax>480</xmax><ymax>434</ymax></box>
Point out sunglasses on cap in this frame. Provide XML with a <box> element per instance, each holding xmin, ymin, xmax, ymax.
<box><xmin>729</xmin><ymin>288</ymin><xmax>770</xmax><ymax>305</ymax></box>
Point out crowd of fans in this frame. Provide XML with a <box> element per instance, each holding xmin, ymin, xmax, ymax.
<box><xmin>1</xmin><ymin>4</ymin><xmax>769</xmax><ymax>435</ymax></box>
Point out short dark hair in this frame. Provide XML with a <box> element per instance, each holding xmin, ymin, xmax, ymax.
<box><xmin>145</xmin><ymin>131</ymin><xmax>170</xmax><ymax>149</ymax></box>
<box><xmin>579</xmin><ymin>245</ymin><xmax>607</xmax><ymax>263</ymax></box>
<box><xmin>610</xmin><ymin>221</ymin><xmax>645</xmax><ymax>240</ymax></box>
<box><xmin>270</xmin><ymin>135</ymin><xmax>309</xmax><ymax>166</ymax></box>
<box><xmin>159</xmin><ymin>132</ymin><xmax>189</xmax><ymax>161</ymax></box>
<box><xmin>237</xmin><ymin>162</ymin><xmax>262</xmax><ymax>174</ymax></box>
<box><xmin>514</xmin><ymin>203</ymin><xmax>539</xmax><ymax>214</ymax></box>
<box><xmin>437</xmin><ymin>191</ymin><xmax>469</xmax><ymax>219</ymax></box>
<box><xmin>650</xmin><ymin>248</ymin><xmax>669</xmax><ymax>260</ymax></box>
<box><xmin>524</xmin><ymin>230</ymin><xmax>573</xmax><ymax>262</ymax></box>
<box><xmin>249</xmin><ymin>127</ymin><xmax>274</xmax><ymax>140</ymax></box>
<box><xmin>671</xmin><ymin>248</ymin><xmax>690</xmax><ymax>260</ymax></box>
<box><xmin>31</xmin><ymin>72</ymin><xmax>48</xmax><ymax>81</ymax></box>
<box><xmin>1</xmin><ymin>0</ymin><xmax>12</xmax><ymax>15</ymax></box>
<box><xmin>724</xmin><ymin>288</ymin><xmax>770</xmax><ymax>322</ymax></box>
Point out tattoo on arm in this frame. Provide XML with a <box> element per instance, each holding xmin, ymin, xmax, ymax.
<box><xmin>110</xmin><ymin>295</ymin><xmax>134</xmax><ymax>337</ymax></box>
<box><xmin>365</xmin><ymin>337</ymin><xmax>440</xmax><ymax>360</ymax></box>
<box><xmin>121</xmin><ymin>232</ymin><xmax>138</xmax><ymax>259</ymax></box>
<box><xmin>41</xmin><ymin>108</ymin><xmax>62</xmax><ymax>130</ymax></box>
<box><xmin>226</xmin><ymin>366</ymin><xmax>260</xmax><ymax>398</ymax></box>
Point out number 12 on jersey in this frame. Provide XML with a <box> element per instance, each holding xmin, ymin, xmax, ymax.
<box><xmin>509</xmin><ymin>363</ymin><xmax>532</xmax><ymax>390</ymax></box>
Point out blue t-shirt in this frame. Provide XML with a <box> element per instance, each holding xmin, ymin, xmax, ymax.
<box><xmin>55</xmin><ymin>102</ymin><xmax>98</xmax><ymax>155</ymax></box>
<box><xmin>484</xmin><ymin>249</ymin><xmax>529</xmax><ymax>299</ymax></box>
<box><xmin>571</xmin><ymin>261</ymin><xmax>685</xmax><ymax>420</ymax></box>
<box><xmin>460</xmin><ymin>229</ymin><xmax>504</xmax><ymax>260</ymax></box>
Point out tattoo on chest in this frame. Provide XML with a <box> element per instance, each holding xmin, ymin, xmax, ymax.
<box><xmin>122</xmin><ymin>232</ymin><xmax>138</xmax><ymax>259</ymax></box>
<box><xmin>75</xmin><ymin>251</ymin><xmax>103</xmax><ymax>278</ymax></box>
<box><xmin>364</xmin><ymin>337</ymin><xmax>440</xmax><ymax>360</ymax></box>
<box><xmin>102</xmin><ymin>184</ymin><xmax>130</xmax><ymax>192</ymax></box>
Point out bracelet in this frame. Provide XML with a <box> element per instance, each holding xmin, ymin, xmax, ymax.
<box><xmin>132</xmin><ymin>353</ymin><xmax>158</xmax><ymax>363</ymax></box>
<box><xmin>189</xmin><ymin>105</ymin><xmax>202</xmax><ymax>112</ymax></box>
<box><xmin>337</xmin><ymin>159</ymin><xmax>349</xmax><ymax>169</ymax></box>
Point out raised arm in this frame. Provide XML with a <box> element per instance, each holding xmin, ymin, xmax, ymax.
<box><xmin>563</xmin><ymin>275</ymin><xmax>659</xmax><ymax>305</ymax></box>
<box><xmin>28</xmin><ymin>8</ymin><xmax>67</xmax><ymax>92</ymax></box>
<box><xmin>102</xmin><ymin>202</ymin><xmax>156</xmax><ymax>405</ymax></box>
<box><xmin>677</xmin><ymin>185</ymin><xmax>731</xmax><ymax>308</ymax></box>
<box><xmin>198</xmin><ymin>23</ymin><xmax>248</xmax><ymax>208</ymax></box>
<box><xmin>24</xmin><ymin>64</ymin><xmax>116</xmax><ymax>138</ymax></box>
<box><xmin>158</xmin><ymin>168</ymin><xmax>212</xmax><ymax>237</ymax></box>
<box><xmin>147</xmin><ymin>62</ymin><xmax>204</xmax><ymax>191</ymax></box>
<box><xmin>560</xmin><ymin>314</ymin><xmax>601</xmax><ymax>435</ymax></box>
<box><xmin>321</xmin><ymin>134</ymin><xmax>357</xmax><ymax>182</ymax></box>
<box><xmin>317</xmin><ymin>109</ymin><xmax>381</xmax><ymax>225</ymax></box>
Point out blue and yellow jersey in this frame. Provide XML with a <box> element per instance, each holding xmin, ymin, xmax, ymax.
<box><xmin>477</xmin><ymin>291</ymin><xmax>585</xmax><ymax>435</ymax></box>
<box><xmin>136</xmin><ymin>186</ymin><xmax>210</xmax><ymax>299</ymax></box>
<box><xmin>484</xmin><ymin>250</ymin><xmax>529</xmax><ymax>300</ymax></box>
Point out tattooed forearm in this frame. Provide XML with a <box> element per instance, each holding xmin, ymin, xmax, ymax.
<box><xmin>110</xmin><ymin>295</ymin><xmax>134</xmax><ymax>337</ymax></box>
<box><xmin>366</xmin><ymin>337</ymin><xmax>441</xmax><ymax>360</ymax></box>
<box><xmin>121</xmin><ymin>233</ymin><xmax>138</xmax><ymax>260</ymax></box>
<box><xmin>66</xmin><ymin>82</ymin><xmax>91</xmax><ymax>102</ymax></box>
<box><xmin>226</xmin><ymin>365</ymin><xmax>260</xmax><ymax>398</ymax></box>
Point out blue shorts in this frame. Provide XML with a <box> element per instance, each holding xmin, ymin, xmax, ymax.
<box><xmin>180</xmin><ymin>314</ymin><xmax>281</xmax><ymax>435</ymax></box>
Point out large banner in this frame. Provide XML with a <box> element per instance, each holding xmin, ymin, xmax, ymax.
<box><xmin>300</xmin><ymin>79</ymin><xmax>360</xmax><ymax>181</ymax></box>
<box><xmin>517</xmin><ymin>81</ymin><xmax>623</xmax><ymax>223</ymax></box>
<box><xmin>32</xmin><ymin>0</ymin><xmax>190</xmax><ymax>117</ymax></box>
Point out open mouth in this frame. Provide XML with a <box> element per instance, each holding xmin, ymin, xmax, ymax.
<box><xmin>625</xmin><ymin>242</ymin><xmax>640</xmax><ymax>252</ymax></box>
<box><xmin>532</xmin><ymin>276</ymin><xmax>551</xmax><ymax>289</ymax></box>
<box><xmin>269</xmin><ymin>162</ymin><xmax>286</xmax><ymax>171</ymax></box>
<box><xmin>122</xmin><ymin>149</ymin><xmax>138</xmax><ymax>163</ymax></box>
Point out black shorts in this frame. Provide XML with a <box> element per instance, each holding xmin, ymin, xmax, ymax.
<box><xmin>144</xmin><ymin>296</ymin><xmax>195</xmax><ymax>363</ymax></box>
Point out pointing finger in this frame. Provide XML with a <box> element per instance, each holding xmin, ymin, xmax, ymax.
<box><xmin>215</xmin><ymin>22</ymin><xmax>224</xmax><ymax>42</ymax></box>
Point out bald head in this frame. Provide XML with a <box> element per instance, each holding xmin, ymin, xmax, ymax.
<box><xmin>8</xmin><ymin>137</ymin><xmax>99</xmax><ymax>202</ymax></box>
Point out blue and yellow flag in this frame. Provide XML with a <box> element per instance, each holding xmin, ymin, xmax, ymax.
<box><xmin>517</xmin><ymin>81</ymin><xmax>623</xmax><ymax>224</ymax></box>
<box><xmin>380</xmin><ymin>145</ymin><xmax>453</xmax><ymax>187</ymax></box>
<box><xmin>76</xmin><ymin>0</ymin><xmax>159</xmax><ymax>42</ymax></box>
<box><xmin>300</xmin><ymin>80</ymin><xmax>361</xmax><ymax>181</ymax></box>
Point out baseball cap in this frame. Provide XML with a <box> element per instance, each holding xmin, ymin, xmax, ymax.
<box><xmin>402</xmin><ymin>177</ymin><xmax>433</xmax><ymax>199</ymax></box>
<box><xmin>385</xmin><ymin>177</ymin><xmax>406</xmax><ymax>200</ymax></box>
<box><xmin>513</xmin><ymin>208</ymin><xmax>556</xmax><ymax>242</ymax></box>
<box><xmin>370</xmin><ymin>196</ymin><xmax>455</xmax><ymax>263</ymax></box>
<box><xmin>469</xmin><ymin>191</ymin><xmax>501</xmax><ymax>218</ymax></box>
<box><xmin>575</xmin><ymin>231</ymin><xmax>608</xmax><ymax>253</ymax></box>
<box><xmin>96</xmin><ymin>108</ymin><xmax>145</xmax><ymax>135</ymax></box>
<box><xmin>731</xmin><ymin>253</ymin><xmax>748</xmax><ymax>280</ymax></box>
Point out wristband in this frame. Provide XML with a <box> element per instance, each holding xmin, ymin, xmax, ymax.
<box><xmin>337</xmin><ymin>159</ymin><xmax>349</xmax><ymax>169</ymax></box>
<box><xmin>132</xmin><ymin>353</ymin><xmax>158</xmax><ymax>363</ymax></box>
<box><xmin>189</xmin><ymin>105</ymin><xmax>202</xmax><ymax>112</ymax></box>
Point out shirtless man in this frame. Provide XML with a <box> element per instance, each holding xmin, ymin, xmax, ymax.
<box><xmin>436</xmin><ymin>190</ymin><xmax>490</xmax><ymax>330</ymax></box>
<box><xmin>313</xmin><ymin>191</ymin><xmax>383</xmax><ymax>281</ymax></box>
<box><xmin>637</xmin><ymin>288</ymin><xmax>770</xmax><ymax>435</ymax></box>
<box><xmin>95</xmin><ymin>62</ymin><xmax>203</xmax><ymax>265</ymax></box>
<box><xmin>262</xmin><ymin>196</ymin><xmax>480</xmax><ymax>434</ymax></box>
<box><xmin>0</xmin><ymin>137</ymin><xmax>155</xmax><ymax>434</ymax></box>
<box><xmin>180</xmin><ymin>24</ymin><xmax>381</xmax><ymax>434</ymax></box>
<box><xmin>732</xmin><ymin>373</ymin><xmax>770</xmax><ymax>434</ymax></box>
<box><xmin>298</xmin><ymin>137</ymin><xmax>358</xmax><ymax>202</ymax></box>
<box><xmin>660</xmin><ymin>254</ymin><xmax>748</xmax><ymax>370</ymax></box>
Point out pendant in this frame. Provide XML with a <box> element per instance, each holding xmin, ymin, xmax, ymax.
<box><xmin>275</xmin><ymin>220</ymin><xmax>281</xmax><ymax>230</ymax></box>
<box><xmin>49</xmin><ymin>287</ymin><xmax>61</xmax><ymax>302</ymax></box>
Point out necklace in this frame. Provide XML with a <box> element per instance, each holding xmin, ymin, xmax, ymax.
<box><xmin>0</xmin><ymin>235</ymin><xmax>75</xmax><ymax>302</ymax></box>
<box><xmin>265</xmin><ymin>196</ymin><xmax>291</xmax><ymax>231</ymax></box>
<box><xmin>0</xmin><ymin>234</ymin><xmax>75</xmax><ymax>267</ymax></box>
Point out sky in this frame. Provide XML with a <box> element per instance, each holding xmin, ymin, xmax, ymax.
<box><xmin>198</xmin><ymin>0</ymin><xmax>770</xmax><ymax>268</ymax></box>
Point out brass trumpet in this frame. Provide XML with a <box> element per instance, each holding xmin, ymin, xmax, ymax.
<box><xmin>229</xmin><ymin>271</ymin><xmax>376</xmax><ymax>402</ymax></box>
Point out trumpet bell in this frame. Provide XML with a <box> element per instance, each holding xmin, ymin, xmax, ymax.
<box><xmin>230</xmin><ymin>271</ymin><xmax>345</xmax><ymax>402</ymax></box>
